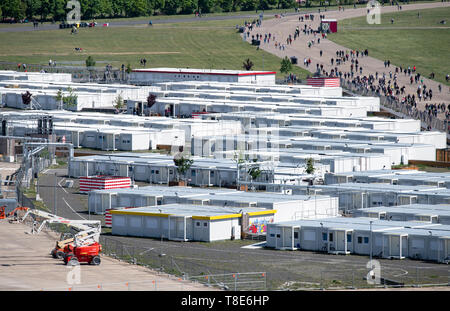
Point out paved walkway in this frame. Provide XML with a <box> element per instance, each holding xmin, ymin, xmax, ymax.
<box><xmin>0</xmin><ymin>219</ymin><xmax>217</xmax><ymax>291</ymax></box>
<box><xmin>243</xmin><ymin>2</ymin><xmax>450</xmax><ymax>119</ymax></box>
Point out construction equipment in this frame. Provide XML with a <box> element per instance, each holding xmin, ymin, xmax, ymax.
<box><xmin>17</xmin><ymin>208</ymin><xmax>102</xmax><ymax>264</ymax></box>
<box><xmin>0</xmin><ymin>206</ymin><xmax>29</xmax><ymax>220</ymax></box>
<box><xmin>63</xmin><ymin>241</ymin><xmax>102</xmax><ymax>266</ymax></box>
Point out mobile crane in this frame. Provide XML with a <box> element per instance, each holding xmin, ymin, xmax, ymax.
<box><xmin>16</xmin><ymin>208</ymin><xmax>102</xmax><ymax>265</ymax></box>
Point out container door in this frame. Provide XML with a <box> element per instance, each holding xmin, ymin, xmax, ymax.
<box><xmin>402</xmin><ymin>236</ymin><xmax>408</xmax><ymax>258</ymax></box>
<box><xmin>119</xmin><ymin>164</ymin><xmax>128</xmax><ymax>177</ymax></box>
<box><xmin>391</xmin><ymin>236</ymin><xmax>400</xmax><ymax>257</ymax></box>
<box><xmin>337</xmin><ymin>231</ymin><xmax>346</xmax><ymax>252</ymax></box>
<box><xmin>346</xmin><ymin>232</ymin><xmax>353</xmax><ymax>253</ymax></box>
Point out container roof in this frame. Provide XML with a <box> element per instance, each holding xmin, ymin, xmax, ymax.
<box><xmin>110</xmin><ymin>204</ymin><xmax>275</xmax><ymax>220</ymax></box>
<box><xmin>132</xmin><ymin>68</ymin><xmax>276</xmax><ymax>76</ymax></box>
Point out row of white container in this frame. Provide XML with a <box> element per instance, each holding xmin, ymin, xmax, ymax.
<box><xmin>68</xmin><ymin>153</ymin><xmax>325</xmax><ymax>188</ymax></box>
<box><xmin>191</xmin><ymin>134</ymin><xmax>440</xmax><ymax>164</ymax></box>
<box><xmin>209</xmin><ymin>111</ymin><xmax>422</xmax><ymax>132</ymax></box>
<box><xmin>351</xmin><ymin>204</ymin><xmax>450</xmax><ymax>225</ymax></box>
<box><xmin>151</xmin><ymin>97</ymin><xmax>369</xmax><ymax>118</ymax></box>
<box><xmin>87</xmin><ymin>185</ymin><xmax>339</xmax><ymax>222</ymax></box>
<box><xmin>325</xmin><ymin>170</ymin><xmax>450</xmax><ymax>188</ymax></box>
<box><xmin>154</xmin><ymin>80</ymin><xmax>343</xmax><ymax>97</ymax></box>
<box><xmin>0</xmin><ymin>71</ymin><xmax>72</xmax><ymax>83</ymax></box>
<box><xmin>3</xmin><ymin>110</ymin><xmax>243</xmax><ymax>151</ymax></box>
<box><xmin>241</xmin><ymin>181</ymin><xmax>450</xmax><ymax>211</ymax></box>
<box><xmin>266</xmin><ymin>217</ymin><xmax>450</xmax><ymax>263</ymax></box>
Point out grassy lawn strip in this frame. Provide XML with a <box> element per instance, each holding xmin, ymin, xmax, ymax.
<box><xmin>0</xmin><ymin>18</ymin><xmax>309</xmax><ymax>80</ymax></box>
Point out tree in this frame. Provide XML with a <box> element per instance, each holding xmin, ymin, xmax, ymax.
<box><xmin>1</xmin><ymin>0</ymin><xmax>26</xmax><ymax>20</ymax></box>
<box><xmin>54</xmin><ymin>87</ymin><xmax>78</xmax><ymax>110</ymax></box>
<box><xmin>257</xmin><ymin>0</ymin><xmax>270</xmax><ymax>10</ymax></box>
<box><xmin>126</xmin><ymin>63</ymin><xmax>133</xmax><ymax>74</ymax></box>
<box><xmin>125</xmin><ymin>0</ymin><xmax>148</xmax><ymax>17</ymax></box>
<box><xmin>85</xmin><ymin>56</ymin><xmax>96</xmax><ymax>81</ymax></box>
<box><xmin>247</xmin><ymin>166</ymin><xmax>261</xmax><ymax>181</ymax></box>
<box><xmin>173</xmin><ymin>155</ymin><xmax>193</xmax><ymax>182</ymax></box>
<box><xmin>280</xmin><ymin>56</ymin><xmax>292</xmax><ymax>75</ymax></box>
<box><xmin>162</xmin><ymin>0</ymin><xmax>179</xmax><ymax>14</ymax></box>
<box><xmin>85</xmin><ymin>55</ymin><xmax>96</xmax><ymax>68</ymax></box>
<box><xmin>198</xmin><ymin>0</ymin><xmax>215</xmax><ymax>13</ymax></box>
<box><xmin>277</xmin><ymin>0</ymin><xmax>296</xmax><ymax>9</ymax></box>
<box><xmin>179</xmin><ymin>0</ymin><xmax>196</xmax><ymax>14</ymax></box>
<box><xmin>51</xmin><ymin>0</ymin><xmax>67</xmax><ymax>22</ymax></box>
<box><xmin>240</xmin><ymin>0</ymin><xmax>257</xmax><ymax>11</ymax></box>
<box><xmin>242</xmin><ymin>58</ymin><xmax>254</xmax><ymax>71</ymax></box>
<box><xmin>55</xmin><ymin>89</ymin><xmax>64</xmax><ymax>109</ymax></box>
<box><xmin>306</xmin><ymin>157</ymin><xmax>315</xmax><ymax>174</ymax></box>
<box><xmin>114</xmin><ymin>94</ymin><xmax>125</xmax><ymax>110</ymax></box>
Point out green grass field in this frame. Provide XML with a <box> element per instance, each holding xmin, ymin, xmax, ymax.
<box><xmin>328</xmin><ymin>7</ymin><xmax>450</xmax><ymax>85</ymax></box>
<box><xmin>0</xmin><ymin>18</ymin><xmax>309</xmax><ymax>80</ymax></box>
<box><xmin>0</xmin><ymin>2</ymin><xmax>372</xmax><ymax>28</ymax></box>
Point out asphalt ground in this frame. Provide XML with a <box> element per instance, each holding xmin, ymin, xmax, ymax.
<box><xmin>34</xmin><ymin>167</ymin><xmax>450</xmax><ymax>290</ymax></box>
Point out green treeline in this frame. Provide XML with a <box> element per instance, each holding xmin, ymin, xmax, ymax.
<box><xmin>0</xmin><ymin>0</ymin><xmax>301</xmax><ymax>21</ymax></box>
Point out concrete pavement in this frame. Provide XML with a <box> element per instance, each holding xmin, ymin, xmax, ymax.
<box><xmin>0</xmin><ymin>218</ymin><xmax>217</xmax><ymax>291</ymax></box>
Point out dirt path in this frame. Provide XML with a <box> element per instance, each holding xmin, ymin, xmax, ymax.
<box><xmin>244</xmin><ymin>2</ymin><xmax>450</xmax><ymax>118</ymax></box>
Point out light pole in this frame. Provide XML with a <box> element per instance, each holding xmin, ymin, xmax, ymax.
<box><xmin>320</xmin><ymin>222</ymin><xmax>324</xmax><ymax>251</ymax></box>
<box><xmin>370</xmin><ymin>220</ymin><xmax>373</xmax><ymax>263</ymax></box>
<box><xmin>53</xmin><ymin>172</ymin><xmax>57</xmax><ymax>215</ymax></box>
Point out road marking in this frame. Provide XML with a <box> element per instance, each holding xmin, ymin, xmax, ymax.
<box><xmin>62</xmin><ymin>197</ymin><xmax>86</xmax><ymax>220</ymax></box>
<box><xmin>58</xmin><ymin>178</ymin><xmax>68</xmax><ymax>194</ymax></box>
<box><xmin>241</xmin><ymin>242</ymin><xmax>266</xmax><ymax>249</ymax></box>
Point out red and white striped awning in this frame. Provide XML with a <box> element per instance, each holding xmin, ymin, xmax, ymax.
<box><xmin>306</xmin><ymin>77</ymin><xmax>340</xmax><ymax>87</ymax></box>
<box><xmin>105</xmin><ymin>207</ymin><xmax>137</xmax><ymax>228</ymax></box>
<box><xmin>79</xmin><ymin>176</ymin><xmax>131</xmax><ymax>193</ymax></box>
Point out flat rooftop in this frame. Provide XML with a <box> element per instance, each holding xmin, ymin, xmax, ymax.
<box><xmin>110</xmin><ymin>204</ymin><xmax>275</xmax><ymax>219</ymax></box>
<box><xmin>132</xmin><ymin>68</ymin><xmax>276</xmax><ymax>76</ymax></box>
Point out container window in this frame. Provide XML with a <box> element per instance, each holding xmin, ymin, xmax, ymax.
<box><xmin>322</xmin><ymin>233</ymin><xmax>327</xmax><ymax>241</ymax></box>
<box><xmin>347</xmin><ymin>234</ymin><xmax>352</xmax><ymax>243</ymax></box>
<box><xmin>364</xmin><ymin>237</ymin><xmax>369</xmax><ymax>244</ymax></box>
<box><xmin>357</xmin><ymin>236</ymin><xmax>363</xmax><ymax>244</ymax></box>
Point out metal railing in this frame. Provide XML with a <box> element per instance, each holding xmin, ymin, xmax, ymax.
<box><xmin>340</xmin><ymin>79</ymin><xmax>450</xmax><ymax>136</ymax></box>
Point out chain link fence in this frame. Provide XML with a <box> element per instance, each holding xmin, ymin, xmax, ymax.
<box><xmin>0</xmin><ymin>61</ymin><xmax>126</xmax><ymax>84</ymax></box>
<box><xmin>279</xmin><ymin>265</ymin><xmax>450</xmax><ymax>291</ymax></box>
<box><xmin>99</xmin><ymin>235</ymin><xmax>267</xmax><ymax>291</ymax></box>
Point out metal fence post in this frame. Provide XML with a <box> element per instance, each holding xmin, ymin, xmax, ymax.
<box><xmin>320</xmin><ymin>271</ymin><xmax>323</xmax><ymax>290</ymax></box>
<box><xmin>352</xmin><ymin>270</ymin><xmax>355</xmax><ymax>289</ymax></box>
<box><xmin>416</xmin><ymin>267</ymin><xmax>419</xmax><ymax>286</ymax></box>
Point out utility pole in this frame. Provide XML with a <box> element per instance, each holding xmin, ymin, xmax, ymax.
<box><xmin>53</xmin><ymin>172</ymin><xmax>57</xmax><ymax>215</ymax></box>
